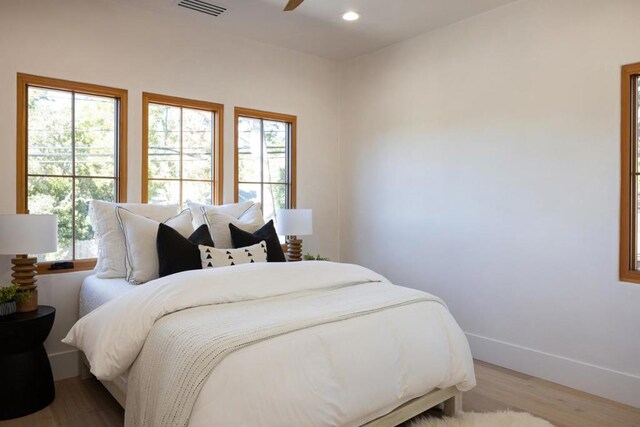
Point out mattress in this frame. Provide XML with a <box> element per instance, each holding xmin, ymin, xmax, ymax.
<box><xmin>79</xmin><ymin>274</ymin><xmax>137</xmax><ymax>317</ymax></box>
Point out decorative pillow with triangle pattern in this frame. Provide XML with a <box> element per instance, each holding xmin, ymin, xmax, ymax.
<box><xmin>198</xmin><ymin>241</ymin><xmax>268</xmax><ymax>269</ymax></box>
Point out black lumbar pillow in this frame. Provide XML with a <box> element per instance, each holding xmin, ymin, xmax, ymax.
<box><xmin>229</xmin><ymin>220</ymin><xmax>286</xmax><ymax>262</ymax></box>
<box><xmin>157</xmin><ymin>223</ymin><xmax>215</xmax><ymax>277</ymax></box>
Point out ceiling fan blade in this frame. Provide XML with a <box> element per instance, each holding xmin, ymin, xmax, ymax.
<box><xmin>283</xmin><ymin>0</ymin><xmax>304</xmax><ymax>11</ymax></box>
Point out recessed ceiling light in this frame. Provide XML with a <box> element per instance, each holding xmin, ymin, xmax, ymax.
<box><xmin>342</xmin><ymin>11</ymin><xmax>360</xmax><ymax>21</ymax></box>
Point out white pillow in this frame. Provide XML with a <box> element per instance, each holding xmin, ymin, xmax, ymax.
<box><xmin>187</xmin><ymin>201</ymin><xmax>256</xmax><ymax>228</ymax></box>
<box><xmin>203</xmin><ymin>206</ymin><xmax>265</xmax><ymax>249</ymax></box>
<box><xmin>199</xmin><ymin>241</ymin><xmax>267</xmax><ymax>268</ymax></box>
<box><xmin>116</xmin><ymin>208</ymin><xmax>193</xmax><ymax>284</ymax></box>
<box><xmin>90</xmin><ymin>201</ymin><xmax>180</xmax><ymax>278</ymax></box>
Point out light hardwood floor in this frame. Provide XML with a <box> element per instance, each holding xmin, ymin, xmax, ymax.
<box><xmin>1</xmin><ymin>360</ymin><xmax>639</xmax><ymax>426</ymax></box>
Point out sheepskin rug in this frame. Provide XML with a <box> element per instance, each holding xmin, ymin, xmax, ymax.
<box><xmin>410</xmin><ymin>411</ymin><xmax>554</xmax><ymax>427</ymax></box>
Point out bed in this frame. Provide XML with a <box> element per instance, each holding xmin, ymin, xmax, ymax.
<box><xmin>68</xmin><ymin>262</ymin><xmax>475</xmax><ymax>427</ymax></box>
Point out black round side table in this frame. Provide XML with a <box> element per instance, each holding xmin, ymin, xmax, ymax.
<box><xmin>0</xmin><ymin>305</ymin><xmax>55</xmax><ymax>420</ymax></box>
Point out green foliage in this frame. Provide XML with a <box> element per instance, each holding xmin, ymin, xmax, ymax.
<box><xmin>303</xmin><ymin>253</ymin><xmax>330</xmax><ymax>261</ymax></box>
<box><xmin>27</xmin><ymin>89</ymin><xmax>117</xmax><ymax>260</ymax></box>
<box><xmin>0</xmin><ymin>285</ymin><xmax>19</xmax><ymax>304</ymax></box>
<box><xmin>26</xmin><ymin>90</ymin><xmax>292</xmax><ymax>260</ymax></box>
<box><xmin>271</xmin><ymin>167</ymin><xmax>287</xmax><ymax>210</ymax></box>
<box><xmin>147</xmin><ymin>104</ymin><xmax>214</xmax><ymax>205</ymax></box>
<box><xmin>237</xmin><ymin>117</ymin><xmax>289</xmax><ymax>219</ymax></box>
<box><xmin>148</xmin><ymin>104</ymin><xmax>180</xmax><ymax>185</ymax></box>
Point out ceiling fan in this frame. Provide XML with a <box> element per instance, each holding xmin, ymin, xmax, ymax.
<box><xmin>283</xmin><ymin>0</ymin><xmax>305</xmax><ymax>11</ymax></box>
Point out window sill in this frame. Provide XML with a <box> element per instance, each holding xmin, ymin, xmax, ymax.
<box><xmin>36</xmin><ymin>259</ymin><xmax>97</xmax><ymax>275</ymax></box>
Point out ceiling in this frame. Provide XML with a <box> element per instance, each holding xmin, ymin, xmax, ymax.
<box><xmin>117</xmin><ymin>0</ymin><xmax>517</xmax><ymax>60</ymax></box>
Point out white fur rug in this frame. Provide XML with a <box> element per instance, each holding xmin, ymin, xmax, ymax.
<box><xmin>410</xmin><ymin>411</ymin><xmax>554</xmax><ymax>427</ymax></box>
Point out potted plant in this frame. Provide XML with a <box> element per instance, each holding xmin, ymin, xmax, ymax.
<box><xmin>0</xmin><ymin>284</ymin><xmax>20</xmax><ymax>317</ymax></box>
<box><xmin>303</xmin><ymin>253</ymin><xmax>330</xmax><ymax>261</ymax></box>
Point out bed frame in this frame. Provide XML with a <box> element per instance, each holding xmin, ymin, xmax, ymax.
<box><xmin>363</xmin><ymin>387</ymin><xmax>462</xmax><ymax>426</ymax></box>
<box><xmin>81</xmin><ymin>354</ymin><xmax>461</xmax><ymax>426</ymax></box>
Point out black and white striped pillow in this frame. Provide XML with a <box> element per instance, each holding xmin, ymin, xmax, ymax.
<box><xmin>198</xmin><ymin>241</ymin><xmax>268</xmax><ymax>268</ymax></box>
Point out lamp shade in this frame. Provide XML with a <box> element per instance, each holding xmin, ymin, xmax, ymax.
<box><xmin>275</xmin><ymin>209</ymin><xmax>313</xmax><ymax>236</ymax></box>
<box><xmin>0</xmin><ymin>214</ymin><xmax>58</xmax><ymax>255</ymax></box>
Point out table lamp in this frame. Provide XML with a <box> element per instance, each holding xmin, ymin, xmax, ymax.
<box><xmin>0</xmin><ymin>214</ymin><xmax>58</xmax><ymax>312</ymax></box>
<box><xmin>275</xmin><ymin>209</ymin><xmax>313</xmax><ymax>262</ymax></box>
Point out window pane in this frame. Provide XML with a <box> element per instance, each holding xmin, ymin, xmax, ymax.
<box><xmin>637</xmin><ymin>78</ymin><xmax>640</xmax><ymax>172</ymax></box>
<box><xmin>76</xmin><ymin>178</ymin><xmax>116</xmax><ymax>259</ymax></box>
<box><xmin>27</xmin><ymin>87</ymin><xmax>72</xmax><ymax>176</ymax></box>
<box><xmin>28</xmin><ymin>176</ymin><xmax>73</xmax><ymax>262</ymax></box>
<box><xmin>238</xmin><ymin>117</ymin><xmax>262</xmax><ymax>182</ymax></box>
<box><xmin>637</xmin><ymin>175</ymin><xmax>640</xmax><ymax>270</ymax></box>
<box><xmin>263</xmin><ymin>120</ymin><xmax>287</xmax><ymax>184</ymax></box>
<box><xmin>263</xmin><ymin>183</ymin><xmax>287</xmax><ymax>223</ymax></box>
<box><xmin>183</xmin><ymin>181</ymin><xmax>212</xmax><ymax>206</ymax></box>
<box><xmin>75</xmin><ymin>94</ymin><xmax>116</xmax><ymax>177</ymax></box>
<box><xmin>238</xmin><ymin>183</ymin><xmax>261</xmax><ymax>206</ymax></box>
<box><xmin>148</xmin><ymin>104</ymin><xmax>180</xmax><ymax>179</ymax></box>
<box><xmin>148</xmin><ymin>179</ymin><xmax>180</xmax><ymax>205</ymax></box>
<box><xmin>183</xmin><ymin>108</ymin><xmax>213</xmax><ymax>180</ymax></box>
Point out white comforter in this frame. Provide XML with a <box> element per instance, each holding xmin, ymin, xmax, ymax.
<box><xmin>63</xmin><ymin>262</ymin><xmax>475</xmax><ymax>426</ymax></box>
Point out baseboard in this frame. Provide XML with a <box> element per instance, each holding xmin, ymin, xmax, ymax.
<box><xmin>466</xmin><ymin>332</ymin><xmax>640</xmax><ymax>408</ymax></box>
<box><xmin>48</xmin><ymin>349</ymin><xmax>80</xmax><ymax>380</ymax></box>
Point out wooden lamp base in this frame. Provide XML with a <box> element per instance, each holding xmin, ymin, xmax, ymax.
<box><xmin>286</xmin><ymin>236</ymin><xmax>303</xmax><ymax>262</ymax></box>
<box><xmin>11</xmin><ymin>255</ymin><xmax>39</xmax><ymax>313</ymax></box>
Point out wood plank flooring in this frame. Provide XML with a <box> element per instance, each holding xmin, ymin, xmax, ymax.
<box><xmin>465</xmin><ymin>361</ymin><xmax>640</xmax><ymax>427</ymax></box>
<box><xmin>1</xmin><ymin>360</ymin><xmax>639</xmax><ymax>426</ymax></box>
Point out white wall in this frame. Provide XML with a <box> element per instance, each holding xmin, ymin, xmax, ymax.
<box><xmin>0</xmin><ymin>0</ymin><xmax>340</xmax><ymax>377</ymax></box>
<box><xmin>340</xmin><ymin>0</ymin><xmax>640</xmax><ymax>408</ymax></box>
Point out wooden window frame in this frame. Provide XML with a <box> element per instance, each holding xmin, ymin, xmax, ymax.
<box><xmin>142</xmin><ymin>92</ymin><xmax>224</xmax><ymax>205</ymax></box>
<box><xmin>234</xmin><ymin>107</ymin><xmax>297</xmax><ymax>209</ymax></box>
<box><xmin>620</xmin><ymin>62</ymin><xmax>640</xmax><ymax>284</ymax></box>
<box><xmin>16</xmin><ymin>73</ymin><xmax>128</xmax><ymax>274</ymax></box>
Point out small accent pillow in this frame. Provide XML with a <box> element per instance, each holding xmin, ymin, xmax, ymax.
<box><xmin>90</xmin><ymin>201</ymin><xmax>180</xmax><ymax>278</ymax></box>
<box><xmin>187</xmin><ymin>200</ymin><xmax>255</xmax><ymax>228</ymax></box>
<box><xmin>116</xmin><ymin>208</ymin><xmax>193</xmax><ymax>284</ymax></box>
<box><xmin>199</xmin><ymin>241</ymin><xmax>267</xmax><ymax>268</ymax></box>
<box><xmin>157</xmin><ymin>224</ymin><xmax>214</xmax><ymax>278</ymax></box>
<box><xmin>203</xmin><ymin>206</ymin><xmax>265</xmax><ymax>249</ymax></box>
<box><xmin>229</xmin><ymin>220</ymin><xmax>286</xmax><ymax>262</ymax></box>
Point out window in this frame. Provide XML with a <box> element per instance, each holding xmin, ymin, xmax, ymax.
<box><xmin>235</xmin><ymin>107</ymin><xmax>296</xmax><ymax>222</ymax></box>
<box><xmin>17</xmin><ymin>74</ymin><xmax>127</xmax><ymax>272</ymax></box>
<box><xmin>620</xmin><ymin>62</ymin><xmax>640</xmax><ymax>283</ymax></box>
<box><xmin>142</xmin><ymin>93</ymin><xmax>223</xmax><ymax>207</ymax></box>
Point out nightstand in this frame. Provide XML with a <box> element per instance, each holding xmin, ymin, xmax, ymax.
<box><xmin>0</xmin><ymin>305</ymin><xmax>55</xmax><ymax>420</ymax></box>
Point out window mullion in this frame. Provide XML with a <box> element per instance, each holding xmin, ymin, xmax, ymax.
<box><xmin>211</xmin><ymin>111</ymin><xmax>215</xmax><ymax>204</ymax></box>
<box><xmin>179</xmin><ymin>107</ymin><xmax>184</xmax><ymax>206</ymax></box>
<box><xmin>631</xmin><ymin>75</ymin><xmax>639</xmax><ymax>272</ymax></box>
<box><xmin>633</xmin><ymin>74</ymin><xmax>637</xmax><ymax>174</ymax></box>
<box><xmin>260</xmin><ymin>119</ymin><xmax>265</xmax><ymax>210</ymax></box>
<box><xmin>286</xmin><ymin>123</ymin><xmax>291</xmax><ymax>208</ymax></box>
<box><xmin>71</xmin><ymin>91</ymin><xmax>77</xmax><ymax>261</ymax></box>
<box><xmin>115</xmin><ymin>98</ymin><xmax>120</xmax><ymax>201</ymax></box>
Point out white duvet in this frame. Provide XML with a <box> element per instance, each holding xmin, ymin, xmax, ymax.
<box><xmin>63</xmin><ymin>262</ymin><xmax>475</xmax><ymax>426</ymax></box>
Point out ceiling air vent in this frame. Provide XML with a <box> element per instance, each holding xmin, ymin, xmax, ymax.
<box><xmin>178</xmin><ymin>0</ymin><xmax>227</xmax><ymax>17</ymax></box>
